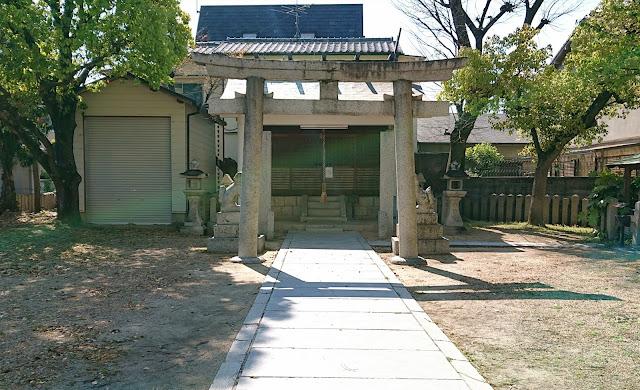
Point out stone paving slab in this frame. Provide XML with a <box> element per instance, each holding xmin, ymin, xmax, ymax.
<box><xmin>235</xmin><ymin>377</ymin><xmax>471</xmax><ymax>390</ymax></box>
<box><xmin>251</xmin><ymin>328</ymin><xmax>438</xmax><ymax>350</ymax></box>
<box><xmin>260</xmin><ymin>310</ymin><xmax>424</xmax><ymax>330</ymax></box>
<box><xmin>269</xmin><ymin>286</ymin><xmax>398</xmax><ymax>299</ymax></box>
<box><xmin>241</xmin><ymin>348</ymin><xmax>461</xmax><ymax>379</ymax></box>
<box><xmin>209</xmin><ymin>232</ymin><xmax>493</xmax><ymax>390</ymax></box>
<box><xmin>265</xmin><ymin>296</ymin><xmax>411</xmax><ymax>312</ymax></box>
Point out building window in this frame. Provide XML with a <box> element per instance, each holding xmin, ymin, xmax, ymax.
<box><xmin>242</xmin><ymin>33</ymin><xmax>258</xmax><ymax>38</ymax></box>
<box><xmin>300</xmin><ymin>33</ymin><xmax>315</xmax><ymax>38</ymax></box>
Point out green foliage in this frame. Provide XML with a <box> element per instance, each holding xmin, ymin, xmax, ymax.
<box><xmin>439</xmin><ymin>46</ymin><xmax>499</xmax><ymax>116</ymax></box>
<box><xmin>442</xmin><ymin>3</ymin><xmax>640</xmax><ymax>224</ymax></box>
<box><xmin>440</xmin><ymin>27</ymin><xmax>552</xmax><ymax>117</ymax></box>
<box><xmin>0</xmin><ymin>0</ymin><xmax>193</xmax><ymax>220</ymax></box>
<box><xmin>0</xmin><ymin>0</ymin><xmax>193</xmax><ymax>92</ymax></box>
<box><xmin>580</xmin><ymin>170</ymin><xmax>640</xmax><ymax>228</ymax></box>
<box><xmin>465</xmin><ymin>142</ymin><xmax>504</xmax><ymax>176</ymax></box>
<box><xmin>568</xmin><ymin>0</ymin><xmax>640</xmax><ymax>113</ymax></box>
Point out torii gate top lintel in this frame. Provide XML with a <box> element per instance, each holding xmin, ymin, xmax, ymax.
<box><xmin>190</xmin><ymin>52</ymin><xmax>467</xmax><ymax>83</ymax></box>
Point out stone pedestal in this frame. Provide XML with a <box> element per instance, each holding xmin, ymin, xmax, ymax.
<box><xmin>442</xmin><ymin>190</ymin><xmax>467</xmax><ymax>231</ymax></box>
<box><xmin>417</xmin><ymin>211</ymin><xmax>450</xmax><ymax>254</ymax></box>
<box><xmin>207</xmin><ymin>172</ymin><xmax>264</xmax><ymax>255</ymax></box>
<box><xmin>206</xmin><ymin>196</ymin><xmax>218</xmax><ymax>235</ymax></box>
<box><xmin>391</xmin><ymin>182</ymin><xmax>448</xmax><ymax>260</ymax></box>
<box><xmin>632</xmin><ymin>201</ymin><xmax>640</xmax><ymax>247</ymax></box>
<box><xmin>207</xmin><ymin>210</ymin><xmax>265</xmax><ymax>253</ymax></box>
<box><xmin>392</xmin><ymin>212</ymin><xmax>449</xmax><ymax>256</ymax></box>
<box><xmin>180</xmin><ymin>189</ymin><xmax>205</xmax><ymax>235</ymax></box>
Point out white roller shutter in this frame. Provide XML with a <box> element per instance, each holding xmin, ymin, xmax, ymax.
<box><xmin>85</xmin><ymin>117</ymin><xmax>172</xmax><ymax>224</ymax></box>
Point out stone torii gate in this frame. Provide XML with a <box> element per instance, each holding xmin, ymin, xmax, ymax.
<box><xmin>191</xmin><ymin>53</ymin><xmax>467</xmax><ymax>263</ymax></box>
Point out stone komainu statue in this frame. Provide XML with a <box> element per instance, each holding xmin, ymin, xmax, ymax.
<box><xmin>219</xmin><ymin>172</ymin><xmax>242</xmax><ymax>212</ymax></box>
<box><xmin>416</xmin><ymin>175</ymin><xmax>436</xmax><ymax>213</ymax></box>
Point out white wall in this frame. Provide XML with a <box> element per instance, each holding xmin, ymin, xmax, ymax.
<box><xmin>601</xmin><ymin>108</ymin><xmax>640</xmax><ymax>143</ymax></box>
<box><xmin>189</xmin><ymin>113</ymin><xmax>218</xmax><ymax>194</ymax></box>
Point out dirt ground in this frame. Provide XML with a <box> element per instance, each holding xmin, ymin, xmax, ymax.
<box><xmin>0</xmin><ymin>212</ymin><xmax>277</xmax><ymax>390</ymax></box>
<box><xmin>379</xmin><ymin>226</ymin><xmax>640</xmax><ymax>390</ymax></box>
<box><xmin>2</xmin><ymin>213</ymin><xmax>639</xmax><ymax>390</ymax></box>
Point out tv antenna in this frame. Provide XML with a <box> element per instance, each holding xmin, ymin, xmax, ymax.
<box><xmin>276</xmin><ymin>2</ymin><xmax>311</xmax><ymax>38</ymax></box>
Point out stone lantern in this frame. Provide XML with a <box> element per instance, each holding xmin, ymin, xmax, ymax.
<box><xmin>180</xmin><ymin>159</ymin><xmax>208</xmax><ymax>235</ymax></box>
<box><xmin>442</xmin><ymin>161</ymin><xmax>468</xmax><ymax>231</ymax></box>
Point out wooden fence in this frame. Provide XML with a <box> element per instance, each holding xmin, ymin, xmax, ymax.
<box><xmin>17</xmin><ymin>192</ymin><xmax>56</xmax><ymax>212</ymax></box>
<box><xmin>459</xmin><ymin>193</ymin><xmax>589</xmax><ymax>226</ymax></box>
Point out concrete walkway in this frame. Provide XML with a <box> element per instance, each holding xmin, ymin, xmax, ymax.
<box><xmin>210</xmin><ymin>232</ymin><xmax>492</xmax><ymax>390</ymax></box>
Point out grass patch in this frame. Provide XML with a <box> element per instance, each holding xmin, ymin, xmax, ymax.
<box><xmin>465</xmin><ymin>220</ymin><xmax>597</xmax><ymax>238</ymax></box>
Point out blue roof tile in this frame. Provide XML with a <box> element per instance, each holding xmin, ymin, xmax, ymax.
<box><xmin>196</xmin><ymin>4</ymin><xmax>364</xmax><ymax>41</ymax></box>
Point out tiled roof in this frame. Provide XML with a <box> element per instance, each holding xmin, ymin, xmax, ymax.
<box><xmin>607</xmin><ymin>152</ymin><xmax>640</xmax><ymax>167</ymax></box>
<box><xmin>196</xmin><ymin>4</ymin><xmax>363</xmax><ymax>42</ymax></box>
<box><xmin>193</xmin><ymin>38</ymin><xmax>400</xmax><ymax>56</ymax></box>
<box><xmin>417</xmin><ymin>114</ymin><xmax>528</xmax><ymax>144</ymax></box>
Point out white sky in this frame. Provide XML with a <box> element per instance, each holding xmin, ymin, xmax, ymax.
<box><xmin>179</xmin><ymin>0</ymin><xmax>602</xmax><ymax>56</ymax></box>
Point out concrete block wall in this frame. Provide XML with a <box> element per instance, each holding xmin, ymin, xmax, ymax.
<box><xmin>272</xmin><ymin>196</ymin><xmax>304</xmax><ymax>218</ymax></box>
<box><xmin>352</xmin><ymin>196</ymin><xmax>380</xmax><ymax>219</ymax></box>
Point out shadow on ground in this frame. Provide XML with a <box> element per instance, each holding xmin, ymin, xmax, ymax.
<box><xmin>405</xmin><ymin>263</ymin><xmax>621</xmax><ymax>302</ymax></box>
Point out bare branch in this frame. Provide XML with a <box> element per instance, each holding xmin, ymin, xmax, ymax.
<box><xmin>395</xmin><ymin>0</ymin><xmax>584</xmax><ymax>57</ymax></box>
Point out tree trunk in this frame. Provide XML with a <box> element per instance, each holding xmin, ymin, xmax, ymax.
<box><xmin>52</xmin><ymin>171</ymin><xmax>81</xmax><ymax>222</ymax></box>
<box><xmin>0</xmin><ymin>132</ymin><xmax>19</xmax><ymax>213</ymax></box>
<box><xmin>528</xmin><ymin>151</ymin><xmax>561</xmax><ymax>226</ymax></box>
<box><xmin>32</xmin><ymin>163</ymin><xmax>41</xmax><ymax>212</ymax></box>
<box><xmin>447</xmin><ymin>112</ymin><xmax>477</xmax><ymax>172</ymax></box>
<box><xmin>42</xmin><ymin>91</ymin><xmax>83</xmax><ymax>224</ymax></box>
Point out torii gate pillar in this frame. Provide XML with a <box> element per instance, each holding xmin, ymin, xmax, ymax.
<box><xmin>231</xmin><ymin>76</ymin><xmax>265</xmax><ymax>263</ymax></box>
<box><xmin>392</xmin><ymin>79</ymin><xmax>419</xmax><ymax>262</ymax></box>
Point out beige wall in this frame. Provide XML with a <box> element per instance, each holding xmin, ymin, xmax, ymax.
<box><xmin>188</xmin><ymin>113</ymin><xmax>218</xmax><ymax>194</ymax></box>
<box><xmin>75</xmin><ymin>79</ymin><xmax>192</xmax><ymax>217</ymax></box>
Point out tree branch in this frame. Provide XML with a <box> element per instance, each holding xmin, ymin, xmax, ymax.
<box><xmin>524</xmin><ymin>0</ymin><xmax>544</xmax><ymax>26</ymax></box>
<box><xmin>530</xmin><ymin>127</ymin><xmax>543</xmax><ymax>156</ymax></box>
<box><xmin>581</xmin><ymin>90</ymin><xmax>613</xmax><ymax>129</ymax></box>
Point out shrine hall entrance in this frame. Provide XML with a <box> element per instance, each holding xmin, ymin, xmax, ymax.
<box><xmin>270</xmin><ymin>126</ymin><xmax>381</xmax><ymax>197</ymax></box>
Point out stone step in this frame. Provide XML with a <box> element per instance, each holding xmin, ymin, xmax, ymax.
<box><xmin>307</xmin><ymin>201</ymin><xmax>342</xmax><ymax>210</ymax></box>
<box><xmin>308</xmin><ymin>196</ymin><xmax>341</xmax><ymax>202</ymax></box>
<box><xmin>308</xmin><ymin>208</ymin><xmax>342</xmax><ymax>217</ymax></box>
<box><xmin>304</xmin><ymin>216</ymin><xmax>348</xmax><ymax>223</ymax></box>
<box><xmin>305</xmin><ymin>227</ymin><xmax>344</xmax><ymax>233</ymax></box>
<box><xmin>304</xmin><ymin>224</ymin><xmax>340</xmax><ymax>229</ymax></box>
